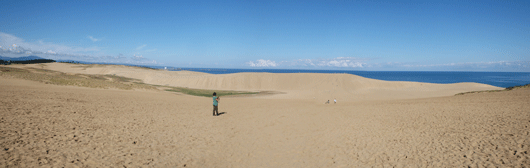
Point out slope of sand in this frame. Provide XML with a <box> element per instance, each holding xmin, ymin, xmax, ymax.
<box><xmin>16</xmin><ymin>63</ymin><xmax>502</xmax><ymax>102</ymax></box>
<box><xmin>1</xmin><ymin>75</ymin><xmax>529</xmax><ymax>167</ymax></box>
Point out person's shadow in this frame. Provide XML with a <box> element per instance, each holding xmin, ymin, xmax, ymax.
<box><xmin>217</xmin><ymin>112</ymin><xmax>226</xmax><ymax>116</ymax></box>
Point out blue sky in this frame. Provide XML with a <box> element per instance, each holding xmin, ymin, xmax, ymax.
<box><xmin>1</xmin><ymin>0</ymin><xmax>529</xmax><ymax>71</ymax></box>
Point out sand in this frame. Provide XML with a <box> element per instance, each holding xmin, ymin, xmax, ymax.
<box><xmin>1</xmin><ymin>63</ymin><xmax>529</xmax><ymax>167</ymax></box>
<box><xmin>17</xmin><ymin>63</ymin><xmax>502</xmax><ymax>102</ymax></box>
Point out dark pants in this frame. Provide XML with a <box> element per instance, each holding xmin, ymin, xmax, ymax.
<box><xmin>213</xmin><ymin>105</ymin><xmax>218</xmax><ymax>116</ymax></box>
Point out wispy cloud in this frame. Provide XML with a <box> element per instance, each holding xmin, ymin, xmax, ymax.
<box><xmin>87</xmin><ymin>36</ymin><xmax>100</xmax><ymax>42</ymax></box>
<box><xmin>365</xmin><ymin>60</ymin><xmax>530</xmax><ymax>71</ymax></box>
<box><xmin>312</xmin><ymin>57</ymin><xmax>367</xmax><ymax>68</ymax></box>
<box><xmin>0</xmin><ymin>32</ymin><xmax>158</xmax><ymax>65</ymax></box>
<box><xmin>1</xmin><ymin>32</ymin><xmax>99</xmax><ymax>55</ymax></box>
<box><xmin>246</xmin><ymin>59</ymin><xmax>278</xmax><ymax>67</ymax></box>
<box><xmin>246</xmin><ymin>57</ymin><xmax>368</xmax><ymax>68</ymax></box>
<box><xmin>133</xmin><ymin>53</ymin><xmax>144</xmax><ymax>60</ymax></box>
<box><xmin>398</xmin><ymin>61</ymin><xmax>530</xmax><ymax>70</ymax></box>
<box><xmin>243</xmin><ymin>57</ymin><xmax>529</xmax><ymax>71</ymax></box>
<box><xmin>136</xmin><ymin>44</ymin><xmax>147</xmax><ymax>50</ymax></box>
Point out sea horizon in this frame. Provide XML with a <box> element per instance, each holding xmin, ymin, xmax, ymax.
<box><xmin>161</xmin><ymin>67</ymin><xmax>530</xmax><ymax>88</ymax></box>
<box><xmin>2</xmin><ymin>57</ymin><xmax>529</xmax><ymax>88</ymax></box>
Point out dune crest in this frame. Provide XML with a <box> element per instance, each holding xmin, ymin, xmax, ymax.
<box><xmin>23</xmin><ymin>63</ymin><xmax>502</xmax><ymax>101</ymax></box>
<box><xmin>2</xmin><ymin>64</ymin><xmax>528</xmax><ymax>167</ymax></box>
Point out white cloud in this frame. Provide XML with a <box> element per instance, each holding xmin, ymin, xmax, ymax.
<box><xmin>398</xmin><ymin>61</ymin><xmax>530</xmax><ymax>68</ymax></box>
<box><xmin>291</xmin><ymin>57</ymin><xmax>367</xmax><ymax>68</ymax></box>
<box><xmin>244</xmin><ymin>57</ymin><xmax>368</xmax><ymax>68</ymax></box>
<box><xmin>0</xmin><ymin>32</ymin><xmax>159</xmax><ymax>65</ymax></box>
<box><xmin>378</xmin><ymin>60</ymin><xmax>530</xmax><ymax>71</ymax></box>
<box><xmin>87</xmin><ymin>36</ymin><xmax>100</xmax><ymax>42</ymax></box>
<box><xmin>1</xmin><ymin>32</ymin><xmax>100</xmax><ymax>55</ymax></box>
<box><xmin>296</xmin><ymin>59</ymin><xmax>315</xmax><ymax>66</ymax></box>
<box><xmin>133</xmin><ymin>53</ymin><xmax>144</xmax><ymax>60</ymax></box>
<box><xmin>243</xmin><ymin>57</ymin><xmax>528</xmax><ymax>71</ymax></box>
<box><xmin>246</xmin><ymin>59</ymin><xmax>278</xmax><ymax>67</ymax></box>
<box><xmin>136</xmin><ymin>44</ymin><xmax>147</xmax><ymax>50</ymax></box>
<box><xmin>318</xmin><ymin>57</ymin><xmax>366</xmax><ymax>68</ymax></box>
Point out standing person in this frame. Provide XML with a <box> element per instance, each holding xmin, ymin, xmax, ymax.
<box><xmin>213</xmin><ymin>92</ymin><xmax>220</xmax><ymax>116</ymax></box>
<box><xmin>334</xmin><ymin>98</ymin><xmax>337</xmax><ymax>104</ymax></box>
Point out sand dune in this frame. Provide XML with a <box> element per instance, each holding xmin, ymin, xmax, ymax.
<box><xmin>19</xmin><ymin>63</ymin><xmax>502</xmax><ymax>102</ymax></box>
<box><xmin>1</xmin><ymin>74</ymin><xmax>528</xmax><ymax>167</ymax></box>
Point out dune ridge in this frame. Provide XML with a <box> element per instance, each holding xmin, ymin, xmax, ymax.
<box><xmin>26</xmin><ymin>63</ymin><xmax>502</xmax><ymax>102</ymax></box>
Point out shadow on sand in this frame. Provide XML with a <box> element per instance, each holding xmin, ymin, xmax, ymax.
<box><xmin>216</xmin><ymin>112</ymin><xmax>226</xmax><ymax>116</ymax></box>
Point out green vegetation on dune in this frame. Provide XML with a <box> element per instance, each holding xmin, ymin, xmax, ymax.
<box><xmin>454</xmin><ymin>90</ymin><xmax>503</xmax><ymax>95</ymax></box>
<box><xmin>455</xmin><ymin>83</ymin><xmax>530</xmax><ymax>96</ymax></box>
<box><xmin>64</xmin><ymin>62</ymin><xmax>159</xmax><ymax>70</ymax></box>
<box><xmin>165</xmin><ymin>87</ymin><xmax>258</xmax><ymax>97</ymax></box>
<box><xmin>0</xmin><ymin>66</ymin><xmax>155</xmax><ymax>90</ymax></box>
<box><xmin>505</xmin><ymin>83</ymin><xmax>530</xmax><ymax>90</ymax></box>
<box><xmin>1</xmin><ymin>65</ymin><xmax>260</xmax><ymax>97</ymax></box>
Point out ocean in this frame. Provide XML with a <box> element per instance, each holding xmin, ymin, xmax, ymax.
<box><xmin>166</xmin><ymin>68</ymin><xmax>530</xmax><ymax>88</ymax></box>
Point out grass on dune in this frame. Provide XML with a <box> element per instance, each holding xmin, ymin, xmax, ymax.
<box><xmin>165</xmin><ymin>87</ymin><xmax>258</xmax><ymax>97</ymax></box>
<box><xmin>0</xmin><ymin>66</ymin><xmax>155</xmax><ymax>90</ymax></box>
<box><xmin>505</xmin><ymin>83</ymin><xmax>530</xmax><ymax>90</ymax></box>
<box><xmin>65</xmin><ymin>62</ymin><xmax>158</xmax><ymax>70</ymax></box>
<box><xmin>455</xmin><ymin>83</ymin><xmax>530</xmax><ymax>96</ymax></box>
<box><xmin>1</xmin><ymin>65</ymin><xmax>259</xmax><ymax>97</ymax></box>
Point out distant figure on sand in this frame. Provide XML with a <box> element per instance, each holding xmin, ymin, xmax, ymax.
<box><xmin>213</xmin><ymin>92</ymin><xmax>220</xmax><ymax>116</ymax></box>
<box><xmin>334</xmin><ymin>98</ymin><xmax>337</xmax><ymax>104</ymax></box>
<box><xmin>325</xmin><ymin>100</ymin><xmax>330</xmax><ymax>104</ymax></box>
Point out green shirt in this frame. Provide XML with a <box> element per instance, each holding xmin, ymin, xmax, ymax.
<box><xmin>213</xmin><ymin>96</ymin><xmax>218</xmax><ymax>106</ymax></box>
